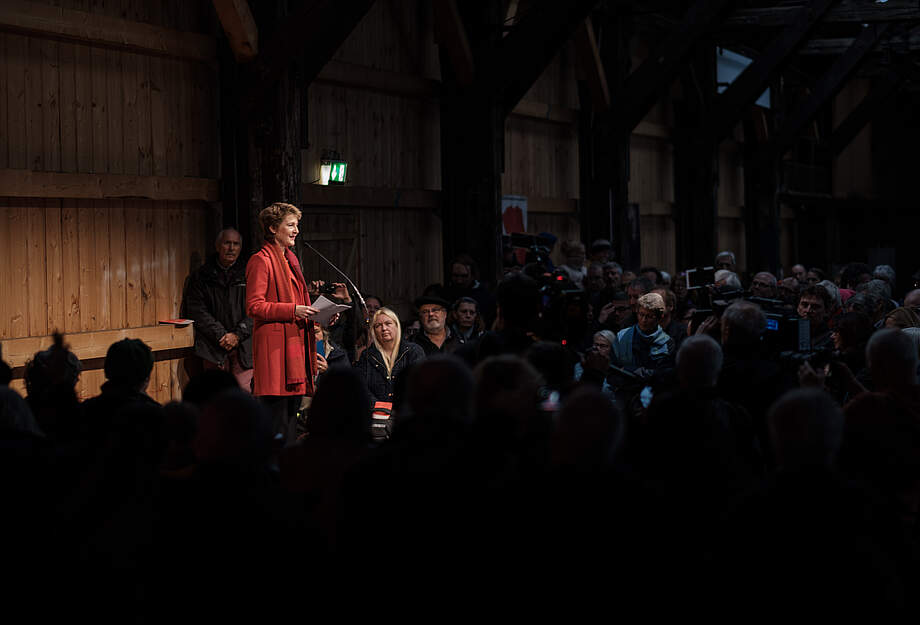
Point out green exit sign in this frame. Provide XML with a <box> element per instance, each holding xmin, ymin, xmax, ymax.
<box><xmin>328</xmin><ymin>161</ymin><xmax>347</xmax><ymax>185</ymax></box>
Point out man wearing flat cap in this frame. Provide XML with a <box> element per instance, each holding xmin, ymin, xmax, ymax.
<box><xmin>412</xmin><ymin>295</ymin><xmax>461</xmax><ymax>356</ymax></box>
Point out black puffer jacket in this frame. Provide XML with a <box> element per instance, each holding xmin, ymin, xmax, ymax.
<box><xmin>356</xmin><ymin>341</ymin><xmax>425</xmax><ymax>403</ymax></box>
<box><xmin>182</xmin><ymin>254</ymin><xmax>252</xmax><ymax>368</ymax></box>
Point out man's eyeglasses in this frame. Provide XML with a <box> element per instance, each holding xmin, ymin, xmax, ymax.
<box><xmin>751</xmin><ymin>280</ymin><xmax>773</xmax><ymax>289</ymax></box>
<box><xmin>419</xmin><ymin>307</ymin><xmax>446</xmax><ymax>316</ymax></box>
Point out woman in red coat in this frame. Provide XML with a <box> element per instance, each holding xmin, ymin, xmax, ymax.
<box><xmin>246</xmin><ymin>202</ymin><xmax>318</xmax><ymax>444</ymax></box>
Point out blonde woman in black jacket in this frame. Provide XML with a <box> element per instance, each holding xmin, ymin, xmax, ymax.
<box><xmin>356</xmin><ymin>308</ymin><xmax>425</xmax><ymax>405</ymax></box>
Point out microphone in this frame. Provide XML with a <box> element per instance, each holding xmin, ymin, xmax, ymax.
<box><xmin>300</xmin><ymin>239</ymin><xmax>369</xmax><ymax>322</ymax></box>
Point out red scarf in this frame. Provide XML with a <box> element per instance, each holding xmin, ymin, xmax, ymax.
<box><xmin>266</xmin><ymin>244</ymin><xmax>311</xmax><ymax>389</ymax></box>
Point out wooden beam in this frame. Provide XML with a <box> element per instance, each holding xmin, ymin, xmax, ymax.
<box><xmin>0</xmin><ymin>169</ymin><xmax>219</xmax><ymax>201</ymax></box>
<box><xmin>773</xmin><ymin>22</ymin><xmax>890</xmax><ymax>154</ymax></box>
<box><xmin>240</xmin><ymin>0</ymin><xmax>376</xmax><ymax>119</ymax></box>
<box><xmin>704</xmin><ymin>0</ymin><xmax>839</xmax><ymax>143</ymax></box>
<box><xmin>572</xmin><ymin>18</ymin><xmax>610</xmax><ymax>111</ymax></box>
<box><xmin>0</xmin><ymin>0</ymin><xmax>216</xmax><ymax>62</ymax></box>
<box><xmin>619</xmin><ymin>0</ymin><xmax>736</xmax><ymax>133</ymax></box>
<box><xmin>315</xmin><ymin>59</ymin><xmax>577</xmax><ymax>124</ymax></box>
<box><xmin>726</xmin><ymin>0</ymin><xmax>920</xmax><ymax>27</ymax></box>
<box><xmin>433</xmin><ymin>0</ymin><xmax>475</xmax><ymax>86</ymax></box>
<box><xmin>527</xmin><ymin>197</ymin><xmax>578</xmax><ymax>214</ymax></box>
<box><xmin>800</xmin><ymin>26</ymin><xmax>920</xmax><ymax>55</ymax></box>
<box><xmin>212</xmin><ymin>0</ymin><xmax>259</xmax><ymax>62</ymax></box>
<box><xmin>828</xmin><ymin>66</ymin><xmax>904</xmax><ymax>155</ymax></box>
<box><xmin>498</xmin><ymin>0</ymin><xmax>599</xmax><ymax>116</ymax></box>
<box><xmin>301</xmin><ymin>184</ymin><xmax>440</xmax><ymax>209</ymax></box>
<box><xmin>1</xmin><ymin>325</ymin><xmax>193</xmax><ymax>368</ymax></box>
<box><xmin>316</xmin><ymin>60</ymin><xmax>440</xmax><ymax>99</ymax></box>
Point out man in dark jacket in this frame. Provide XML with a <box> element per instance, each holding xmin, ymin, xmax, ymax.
<box><xmin>183</xmin><ymin>228</ymin><xmax>253</xmax><ymax>390</ymax></box>
<box><xmin>412</xmin><ymin>296</ymin><xmax>461</xmax><ymax>356</ymax></box>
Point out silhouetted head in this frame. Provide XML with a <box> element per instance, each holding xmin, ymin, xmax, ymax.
<box><xmin>104</xmin><ymin>338</ymin><xmax>154</xmax><ymax>392</ymax></box>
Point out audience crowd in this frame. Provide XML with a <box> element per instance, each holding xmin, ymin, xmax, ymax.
<box><xmin>3</xmin><ymin>244</ymin><xmax>920</xmax><ymax>619</ymax></box>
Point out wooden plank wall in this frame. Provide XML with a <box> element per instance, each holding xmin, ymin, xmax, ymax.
<box><xmin>0</xmin><ymin>198</ymin><xmax>209</xmax><ymax>403</ymax></box>
<box><xmin>717</xmin><ymin>141</ymin><xmax>747</xmax><ymax>271</ymax></box>
<box><xmin>0</xmin><ymin>0</ymin><xmax>216</xmax><ymax>403</ymax></box>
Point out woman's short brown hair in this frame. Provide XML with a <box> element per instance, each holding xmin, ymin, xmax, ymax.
<box><xmin>259</xmin><ymin>202</ymin><xmax>302</xmax><ymax>241</ymax></box>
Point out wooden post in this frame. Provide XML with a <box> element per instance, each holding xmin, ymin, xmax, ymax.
<box><xmin>674</xmin><ymin>45</ymin><xmax>718</xmax><ymax>271</ymax></box>
<box><xmin>578</xmin><ymin>14</ymin><xmax>636</xmax><ymax>269</ymax></box>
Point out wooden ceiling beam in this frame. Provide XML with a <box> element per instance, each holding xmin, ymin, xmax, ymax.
<box><xmin>726</xmin><ymin>0</ymin><xmax>920</xmax><ymax>27</ymax></box>
<box><xmin>0</xmin><ymin>0</ymin><xmax>215</xmax><ymax>62</ymax></box>
<box><xmin>703</xmin><ymin>0</ymin><xmax>840</xmax><ymax>143</ymax></box>
<box><xmin>827</xmin><ymin>64</ymin><xmax>905</xmax><ymax>154</ymax></box>
<box><xmin>498</xmin><ymin>0</ymin><xmax>599</xmax><ymax>116</ymax></box>
<box><xmin>212</xmin><ymin>0</ymin><xmax>259</xmax><ymax>62</ymax></box>
<box><xmin>239</xmin><ymin>0</ymin><xmax>376</xmax><ymax>119</ymax></box>
<box><xmin>433</xmin><ymin>0</ymin><xmax>475</xmax><ymax>86</ymax></box>
<box><xmin>773</xmin><ymin>21</ymin><xmax>890</xmax><ymax>154</ymax></box>
<box><xmin>618</xmin><ymin>0</ymin><xmax>736</xmax><ymax>133</ymax></box>
<box><xmin>573</xmin><ymin>17</ymin><xmax>611</xmax><ymax>111</ymax></box>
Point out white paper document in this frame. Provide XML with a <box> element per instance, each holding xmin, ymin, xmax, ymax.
<box><xmin>308</xmin><ymin>295</ymin><xmax>352</xmax><ymax>325</ymax></box>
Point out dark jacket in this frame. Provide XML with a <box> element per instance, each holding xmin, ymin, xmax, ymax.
<box><xmin>184</xmin><ymin>254</ymin><xmax>253</xmax><ymax>368</ymax></box>
<box><xmin>412</xmin><ymin>328</ymin><xmax>461</xmax><ymax>357</ymax></box>
<box><xmin>356</xmin><ymin>341</ymin><xmax>425</xmax><ymax>403</ymax></box>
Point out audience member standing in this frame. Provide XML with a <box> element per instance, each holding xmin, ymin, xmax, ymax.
<box><xmin>184</xmin><ymin>228</ymin><xmax>253</xmax><ymax>391</ymax></box>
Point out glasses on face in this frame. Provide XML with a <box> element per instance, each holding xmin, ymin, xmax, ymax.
<box><xmin>752</xmin><ymin>281</ymin><xmax>772</xmax><ymax>289</ymax></box>
<box><xmin>612</xmin><ymin>305</ymin><xmax>630</xmax><ymax>313</ymax></box>
<box><xmin>592</xmin><ymin>342</ymin><xmax>609</xmax><ymax>350</ymax></box>
<box><xmin>419</xmin><ymin>307</ymin><xmax>446</xmax><ymax>316</ymax></box>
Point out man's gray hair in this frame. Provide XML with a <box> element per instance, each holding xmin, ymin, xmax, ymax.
<box><xmin>676</xmin><ymin>334</ymin><xmax>723</xmax><ymax>389</ymax></box>
<box><xmin>715</xmin><ymin>269</ymin><xmax>742</xmax><ymax>290</ymax></box>
<box><xmin>716</xmin><ymin>250</ymin><xmax>736</xmax><ymax>264</ymax></box>
<box><xmin>594</xmin><ymin>330</ymin><xmax>617</xmax><ymax>348</ymax></box>
<box><xmin>873</xmin><ymin>264</ymin><xmax>896</xmax><ymax>285</ymax></box>
<box><xmin>817</xmin><ymin>280</ymin><xmax>841</xmax><ymax>310</ymax></box>
<box><xmin>602</xmin><ymin>261</ymin><xmax>623</xmax><ymax>273</ymax></box>
<box><xmin>215</xmin><ymin>227</ymin><xmax>241</xmax><ymax>246</ymax></box>
<box><xmin>753</xmin><ymin>271</ymin><xmax>777</xmax><ymax>286</ymax></box>
<box><xmin>866</xmin><ymin>328</ymin><xmax>919</xmax><ymax>386</ymax></box>
<box><xmin>721</xmin><ymin>300</ymin><xmax>766</xmax><ymax>345</ymax></box>
<box><xmin>858</xmin><ymin>278</ymin><xmax>892</xmax><ymax>302</ymax></box>
<box><xmin>637</xmin><ymin>292</ymin><xmax>665</xmax><ymax>315</ymax></box>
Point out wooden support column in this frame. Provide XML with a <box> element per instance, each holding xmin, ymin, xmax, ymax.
<box><xmin>578</xmin><ymin>14</ymin><xmax>636</xmax><ymax>269</ymax></box>
<box><xmin>674</xmin><ymin>45</ymin><xmax>718</xmax><ymax>270</ymax></box>
<box><xmin>773</xmin><ymin>22</ymin><xmax>889</xmax><ymax>155</ymax></box>
<box><xmin>828</xmin><ymin>65</ymin><xmax>904</xmax><ymax>155</ymax></box>
<box><xmin>439</xmin><ymin>0</ymin><xmax>599</xmax><ymax>282</ymax></box>
<box><xmin>439</xmin><ymin>0</ymin><xmax>504</xmax><ymax>283</ymax></box>
<box><xmin>743</xmin><ymin>119</ymin><xmax>780</xmax><ymax>274</ymax></box>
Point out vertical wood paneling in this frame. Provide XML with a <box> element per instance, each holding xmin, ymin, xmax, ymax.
<box><xmin>45</xmin><ymin>199</ymin><xmax>64</xmax><ymax>334</ymax></box>
<box><xmin>167</xmin><ymin>205</ymin><xmax>181</xmax><ymax>317</ymax></box>
<box><xmin>94</xmin><ymin>200</ymin><xmax>111</xmax><ymax>329</ymax></box>
<box><xmin>6</xmin><ymin>34</ymin><xmax>27</xmax><ymax>169</ymax></box>
<box><xmin>0</xmin><ymin>199</ymin><xmax>11</xmax><ymax>339</ymax></box>
<box><xmin>105</xmin><ymin>47</ymin><xmax>123</xmax><ymax>174</ymax></box>
<box><xmin>136</xmin><ymin>53</ymin><xmax>152</xmax><ymax>176</ymax></box>
<box><xmin>9</xmin><ymin>202</ymin><xmax>29</xmax><ymax>338</ymax></box>
<box><xmin>141</xmin><ymin>204</ymin><xmax>156</xmax><ymax>325</ymax></box>
<box><xmin>125</xmin><ymin>201</ymin><xmax>143</xmax><ymax>327</ymax></box>
<box><xmin>165</xmin><ymin>58</ymin><xmax>181</xmax><ymax>177</ymax></box>
<box><xmin>91</xmin><ymin>46</ymin><xmax>107</xmax><ymax>173</ymax></box>
<box><xmin>0</xmin><ymin>34</ymin><xmax>8</xmax><ymax>169</ymax></box>
<box><xmin>149</xmin><ymin>55</ymin><xmax>167</xmax><ymax>176</ymax></box>
<box><xmin>109</xmin><ymin>200</ymin><xmax>127</xmax><ymax>330</ymax></box>
<box><xmin>122</xmin><ymin>51</ymin><xmax>139</xmax><ymax>175</ymax></box>
<box><xmin>41</xmin><ymin>38</ymin><xmax>61</xmax><ymax>172</ymax></box>
<box><xmin>77</xmin><ymin>199</ymin><xmax>97</xmax><ymax>331</ymax></box>
<box><xmin>59</xmin><ymin>42</ymin><xmax>77</xmax><ymax>172</ymax></box>
<box><xmin>26</xmin><ymin>37</ymin><xmax>43</xmax><ymax>170</ymax></box>
<box><xmin>154</xmin><ymin>202</ymin><xmax>170</xmax><ymax>321</ymax></box>
<box><xmin>74</xmin><ymin>42</ymin><xmax>93</xmax><ymax>172</ymax></box>
<box><xmin>61</xmin><ymin>200</ymin><xmax>81</xmax><ymax>334</ymax></box>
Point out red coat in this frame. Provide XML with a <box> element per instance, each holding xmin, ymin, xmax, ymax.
<box><xmin>246</xmin><ymin>244</ymin><xmax>316</xmax><ymax>397</ymax></box>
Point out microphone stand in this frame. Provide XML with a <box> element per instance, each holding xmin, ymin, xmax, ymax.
<box><xmin>300</xmin><ymin>240</ymin><xmax>369</xmax><ymax>324</ymax></box>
